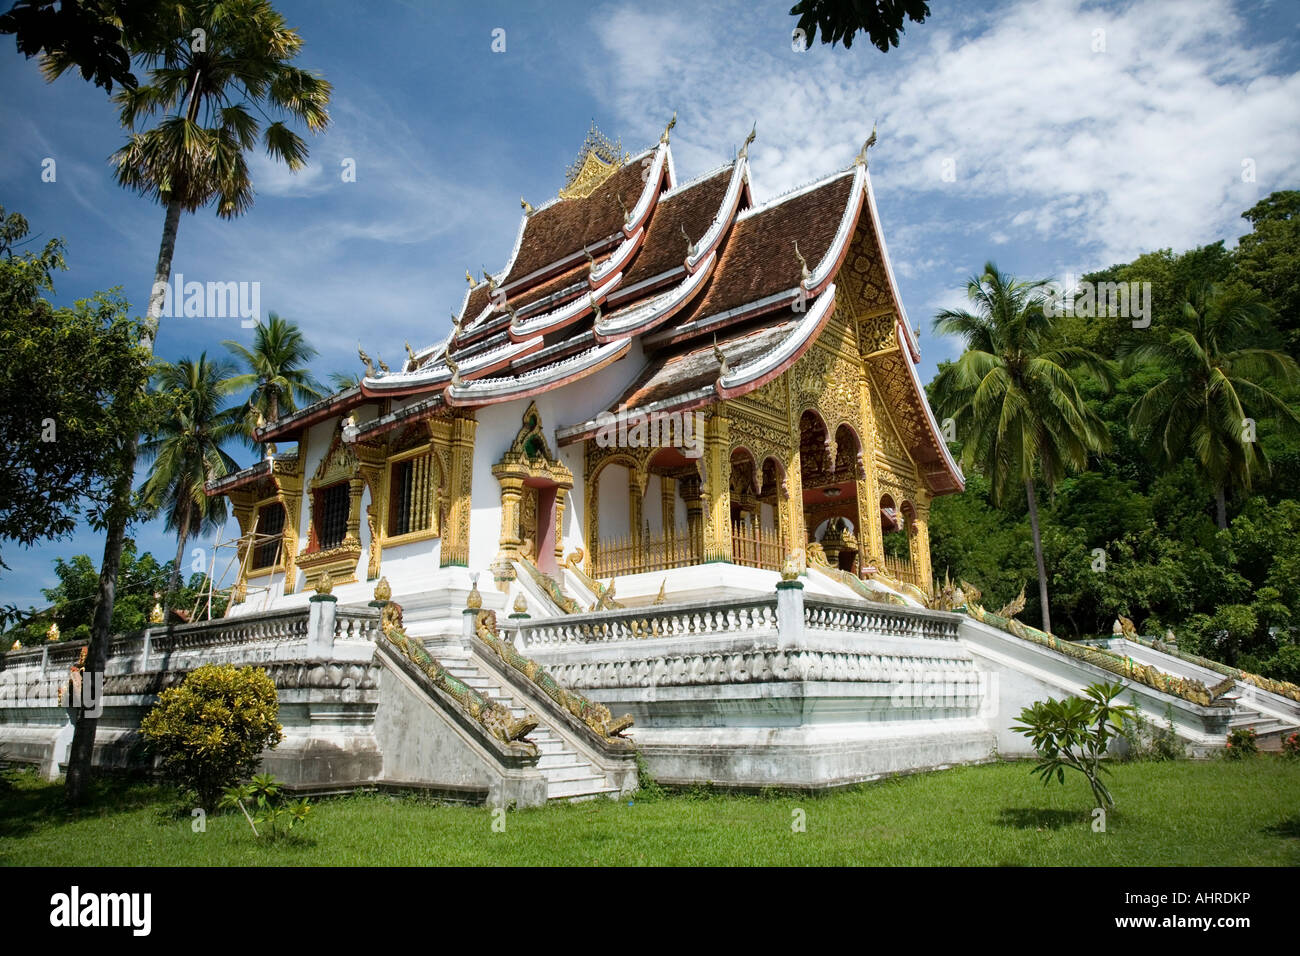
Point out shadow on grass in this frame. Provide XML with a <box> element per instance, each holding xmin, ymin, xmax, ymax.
<box><xmin>1263</xmin><ymin>815</ymin><xmax>1300</xmax><ymax>839</ymax></box>
<box><xmin>996</xmin><ymin>807</ymin><xmax>1084</xmax><ymax>830</ymax></box>
<box><xmin>0</xmin><ymin>768</ymin><xmax>172</xmax><ymax>839</ymax></box>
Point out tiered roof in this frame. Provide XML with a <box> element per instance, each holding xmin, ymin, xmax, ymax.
<box><xmin>254</xmin><ymin>122</ymin><xmax>963</xmax><ymax>495</ymax></box>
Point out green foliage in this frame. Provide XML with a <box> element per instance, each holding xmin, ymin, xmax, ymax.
<box><xmin>0</xmin><ymin>207</ymin><xmax>154</xmax><ymax>566</ymax></box>
<box><xmin>2</xmin><ymin>545</ymin><xmax>223</xmax><ymax>645</ymax></box>
<box><xmin>1011</xmin><ymin>681</ymin><xmax>1136</xmax><ymax>809</ymax></box>
<box><xmin>929</xmin><ymin>194</ymin><xmax>1300</xmax><ymax>686</ymax></box>
<box><xmin>223</xmin><ymin>312</ymin><xmax>325</xmax><ymax>437</ymax></box>
<box><xmin>1283</xmin><ymin>732</ymin><xmax>1299</xmax><ymax>758</ymax></box>
<box><xmin>634</xmin><ymin>752</ymin><xmax>665</xmax><ymax>801</ymax></box>
<box><xmin>139</xmin><ymin>663</ymin><xmax>283</xmax><ymax>810</ymax></box>
<box><xmin>1224</xmin><ymin>727</ymin><xmax>1259</xmax><ymax>760</ymax></box>
<box><xmin>1121</xmin><ymin>704</ymin><xmax>1184</xmax><ymax>762</ymax></box>
<box><xmin>789</xmin><ymin>0</ymin><xmax>930</xmax><ymax>52</ymax></box>
<box><xmin>220</xmin><ymin>773</ymin><xmax>312</xmax><ymax>839</ymax></box>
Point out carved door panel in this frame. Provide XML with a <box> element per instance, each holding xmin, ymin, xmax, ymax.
<box><xmin>519</xmin><ymin>486</ymin><xmax>539</xmax><ymax>564</ymax></box>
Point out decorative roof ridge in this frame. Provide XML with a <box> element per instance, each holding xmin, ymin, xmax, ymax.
<box><xmin>661</xmin><ymin>160</ymin><xmax>735</xmax><ymax>199</ymax></box>
<box><xmin>861</xmin><ymin>168</ymin><xmax>920</xmax><ymax>362</ymax></box>
<box><xmin>736</xmin><ymin>166</ymin><xmax>857</xmax><ymax>222</ymax></box>
<box><xmin>255</xmin><ymin>386</ymin><xmax>367</xmax><ymax>442</ymax></box>
<box><xmin>444</xmin><ymin>338</ymin><xmax>631</xmax><ymax>407</ymax></box>
<box><xmin>896</xmin><ymin>317</ymin><xmax>965</xmax><ymax>490</ymax></box>
<box><xmin>716</xmin><ymin>285</ymin><xmax>835</xmax><ymax>397</ymax></box>
<box><xmin>642</xmin><ymin>285</ymin><xmax>803</xmax><ymax>350</ymax></box>
<box><xmin>685</xmin><ymin>157</ymin><xmax>749</xmax><ymax>273</ymax></box>
<box><xmin>595</xmin><ymin>249</ymin><xmax>716</xmax><ymax>342</ymax></box>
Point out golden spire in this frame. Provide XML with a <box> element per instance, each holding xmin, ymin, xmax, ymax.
<box><xmin>854</xmin><ymin>122</ymin><xmax>878</xmax><ymax>167</ymax></box>
<box><xmin>660</xmin><ymin>110</ymin><xmax>676</xmax><ymax>144</ymax></box>
<box><xmin>738</xmin><ymin>122</ymin><xmax>756</xmax><ymax>160</ymax></box>
<box><xmin>560</xmin><ymin>121</ymin><xmax>625</xmax><ymax>200</ymax></box>
<box><xmin>466</xmin><ymin>269</ymin><xmax>478</xmax><ymax>288</ymax></box>
<box><xmin>374</xmin><ymin>577</ymin><xmax>392</xmax><ymax>603</ymax></box>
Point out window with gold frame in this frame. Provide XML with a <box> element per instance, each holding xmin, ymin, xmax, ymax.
<box><xmin>383</xmin><ymin>446</ymin><xmax>441</xmax><ymax>545</ymax></box>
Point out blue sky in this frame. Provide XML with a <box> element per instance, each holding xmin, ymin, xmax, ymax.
<box><xmin>2</xmin><ymin>0</ymin><xmax>1298</xmax><ymax>611</ymax></box>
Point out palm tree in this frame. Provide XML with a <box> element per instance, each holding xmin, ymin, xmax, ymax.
<box><xmin>932</xmin><ymin>262</ymin><xmax>1113</xmax><ymax>635</ymax></box>
<box><xmin>59</xmin><ymin>1</ymin><xmax>330</xmax><ymax>803</ymax></box>
<box><xmin>1123</xmin><ymin>282</ymin><xmax>1300</xmax><ymax>529</ymax></box>
<box><xmin>329</xmin><ymin>370</ymin><xmax>362</xmax><ymax>392</ymax></box>
<box><xmin>139</xmin><ymin>354</ymin><xmax>243</xmax><ymax>611</ymax></box>
<box><xmin>224</xmin><ymin>312</ymin><xmax>324</xmax><ymax>442</ymax></box>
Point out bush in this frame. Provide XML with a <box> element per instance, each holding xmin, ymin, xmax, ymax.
<box><xmin>139</xmin><ymin>664</ymin><xmax>283</xmax><ymax>810</ymax></box>
<box><xmin>1224</xmin><ymin>726</ymin><xmax>1259</xmax><ymax>759</ymax></box>
<box><xmin>1283</xmin><ymin>732</ymin><xmax>1299</xmax><ymax>758</ymax></box>
<box><xmin>1121</xmin><ymin>704</ymin><xmax>1184</xmax><ymax>762</ymax></box>
<box><xmin>1011</xmin><ymin>681</ymin><xmax>1136</xmax><ymax>809</ymax></box>
<box><xmin>220</xmin><ymin>773</ymin><xmax>311</xmax><ymax>840</ymax></box>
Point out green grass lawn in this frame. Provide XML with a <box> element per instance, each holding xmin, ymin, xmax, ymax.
<box><xmin>2</xmin><ymin>758</ymin><xmax>1298</xmax><ymax>866</ymax></box>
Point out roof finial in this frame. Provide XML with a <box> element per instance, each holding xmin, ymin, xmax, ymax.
<box><xmin>713</xmin><ymin>334</ymin><xmax>729</xmax><ymax>377</ymax></box>
<box><xmin>404</xmin><ymin>341</ymin><xmax>416</xmax><ymax>363</ymax></box>
<box><xmin>358</xmin><ymin>345</ymin><xmax>376</xmax><ymax>378</ymax></box>
<box><xmin>738</xmin><ymin>122</ymin><xmax>756</xmax><ymax>161</ymax></box>
<box><xmin>520</xmin><ymin>196</ymin><xmax>533</xmax><ymax>215</ymax></box>
<box><xmin>617</xmin><ymin>191</ymin><xmax>630</xmax><ymax>226</ymax></box>
<box><xmin>465</xmin><ymin>269</ymin><xmax>478</xmax><ymax>288</ymax></box>
<box><xmin>680</xmin><ymin>223</ymin><xmax>697</xmax><ymax>258</ymax></box>
<box><xmin>582</xmin><ymin>244</ymin><xmax>596</xmax><ymax>275</ymax></box>
<box><xmin>794</xmin><ymin>240</ymin><xmax>812</xmax><ymax>284</ymax></box>
<box><xmin>482</xmin><ymin>267</ymin><xmax>497</xmax><ymax>294</ymax></box>
<box><xmin>450</xmin><ymin>308</ymin><xmax>464</xmax><ymax>338</ymax></box>
<box><xmin>660</xmin><ymin>110</ymin><xmax>676</xmax><ymax>144</ymax></box>
<box><xmin>590</xmin><ymin>295</ymin><xmax>602</xmax><ymax>322</ymax></box>
<box><xmin>377</xmin><ymin>355</ymin><xmax>390</xmax><ymax>374</ymax></box>
<box><xmin>445</xmin><ymin>353</ymin><xmax>463</xmax><ymax>387</ymax></box>
<box><xmin>854</xmin><ymin>122</ymin><xmax>878</xmax><ymax>167</ymax></box>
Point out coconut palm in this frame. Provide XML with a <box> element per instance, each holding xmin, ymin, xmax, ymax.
<box><xmin>57</xmin><ymin>0</ymin><xmax>330</xmax><ymax>803</ymax></box>
<box><xmin>223</xmin><ymin>312</ymin><xmax>324</xmax><ymax>441</ymax></box>
<box><xmin>932</xmin><ymin>262</ymin><xmax>1113</xmax><ymax>635</ymax></box>
<box><xmin>329</xmin><ymin>370</ymin><xmax>362</xmax><ymax>392</ymax></box>
<box><xmin>1123</xmin><ymin>282</ymin><xmax>1300</xmax><ymax>529</ymax></box>
<box><xmin>139</xmin><ymin>354</ymin><xmax>243</xmax><ymax>610</ymax></box>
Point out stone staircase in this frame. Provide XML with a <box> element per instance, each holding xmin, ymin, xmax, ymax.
<box><xmin>442</xmin><ymin>659</ymin><xmax>621</xmax><ymax>801</ymax></box>
<box><xmin>1225</xmin><ymin>697</ymin><xmax>1295</xmax><ymax>751</ymax></box>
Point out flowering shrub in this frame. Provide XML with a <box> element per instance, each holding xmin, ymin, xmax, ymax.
<box><xmin>1283</xmin><ymin>732</ymin><xmax>1299</xmax><ymax>758</ymax></box>
<box><xmin>1224</xmin><ymin>726</ymin><xmax>1259</xmax><ymax>759</ymax></box>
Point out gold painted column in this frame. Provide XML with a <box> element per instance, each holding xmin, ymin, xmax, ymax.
<box><xmin>679</xmin><ymin>473</ymin><xmax>703</xmax><ymax>559</ymax></box>
<box><xmin>701</xmin><ymin>411</ymin><xmax>732</xmax><ymax>563</ymax></box>
<box><xmin>229</xmin><ymin>495</ymin><xmax>256</xmax><ymax>604</ymax></box>
<box><xmin>357</xmin><ymin>454</ymin><xmax>386</xmax><ymax>581</ymax></box>
<box><xmin>661</xmin><ymin>477</ymin><xmax>676</xmax><ymax>551</ymax></box>
<box><xmin>441</xmin><ymin>416</ymin><xmax>476</xmax><ymax>567</ymax></box>
<box><xmin>629</xmin><ymin>474</ymin><xmax>644</xmax><ymax>568</ymax></box>
<box><xmin>912</xmin><ymin>489</ymin><xmax>934</xmax><ymax>595</ymax></box>
<box><xmin>858</xmin><ymin>373</ymin><xmax>884</xmax><ymax>568</ymax></box>
<box><xmin>554</xmin><ymin>489</ymin><xmax>567</xmax><ymax>568</ymax></box>
<box><xmin>277</xmin><ymin>471</ymin><xmax>303</xmax><ymax>595</ymax></box>
<box><xmin>783</xmin><ymin>447</ymin><xmax>805</xmax><ymax>556</ymax></box>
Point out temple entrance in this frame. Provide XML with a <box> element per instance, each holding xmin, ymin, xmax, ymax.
<box><xmin>799</xmin><ymin>410</ymin><xmax>862</xmax><ymax>572</ymax></box>
<box><xmin>492</xmin><ymin>402</ymin><xmax>573</xmax><ymax>581</ymax></box>
<box><xmin>880</xmin><ymin>494</ymin><xmax>920</xmax><ymax>587</ymax></box>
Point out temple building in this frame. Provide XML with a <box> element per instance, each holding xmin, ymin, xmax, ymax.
<box><xmin>208</xmin><ymin>119</ymin><xmax>963</xmax><ymax>621</ymax></box>
<box><xmin>3</xmin><ymin>122</ymin><xmax>1279</xmax><ymax>799</ymax></box>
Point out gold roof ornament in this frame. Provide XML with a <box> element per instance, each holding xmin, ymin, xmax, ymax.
<box><xmin>358</xmin><ymin>346</ymin><xmax>376</xmax><ymax>378</ymax></box>
<box><xmin>520</xmin><ymin>196</ymin><xmax>533</xmax><ymax>215</ymax></box>
<box><xmin>996</xmin><ymin>585</ymin><xmax>1026</xmax><ymax>620</ymax></box>
<box><xmin>374</xmin><ymin>577</ymin><xmax>392</xmax><ymax>603</ymax></box>
<box><xmin>738</xmin><ymin>121</ymin><xmax>756</xmax><ymax>160</ymax></box>
<box><xmin>466</xmin><ymin>270</ymin><xmax>478</xmax><ymax>288</ymax></box>
<box><xmin>712</xmin><ymin>334</ymin><xmax>729</xmax><ymax>377</ymax></box>
<box><xmin>467</xmin><ymin>574</ymin><xmax>483</xmax><ymax>610</ymax></box>
<box><xmin>617</xmin><ymin>191</ymin><xmax>630</xmax><ymax>226</ymax></box>
<box><xmin>445</xmin><ymin>354</ymin><xmax>463</xmax><ymax>387</ymax></box>
<box><xmin>316</xmin><ymin>570</ymin><xmax>334</xmax><ymax>596</ymax></box>
<box><xmin>854</xmin><ymin>122</ymin><xmax>878</xmax><ymax>167</ymax></box>
<box><xmin>559</xmin><ymin>121</ymin><xmax>625</xmax><ymax>200</ymax></box>
<box><xmin>660</xmin><ymin>110</ymin><xmax>676</xmax><ymax>144</ymax></box>
<box><xmin>793</xmin><ymin>240</ymin><xmax>811</xmax><ymax>284</ymax></box>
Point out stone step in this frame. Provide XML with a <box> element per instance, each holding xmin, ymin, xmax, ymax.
<box><xmin>545</xmin><ymin>776</ymin><xmax>618</xmax><ymax>800</ymax></box>
<box><xmin>536</xmin><ymin>751</ymin><xmax>582</xmax><ymax>770</ymax></box>
<box><xmin>540</xmin><ymin>762</ymin><xmax>607</xmax><ymax>784</ymax></box>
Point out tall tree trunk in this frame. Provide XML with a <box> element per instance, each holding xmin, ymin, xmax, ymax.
<box><xmin>164</xmin><ymin>504</ymin><xmax>192</xmax><ymax>615</ymax></box>
<box><xmin>1025</xmin><ymin>477</ymin><xmax>1052</xmax><ymax>635</ymax></box>
<box><xmin>65</xmin><ymin>198</ymin><xmax>181</xmax><ymax>805</ymax></box>
<box><xmin>1215</xmin><ymin>485</ymin><xmax>1227</xmax><ymax>530</ymax></box>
